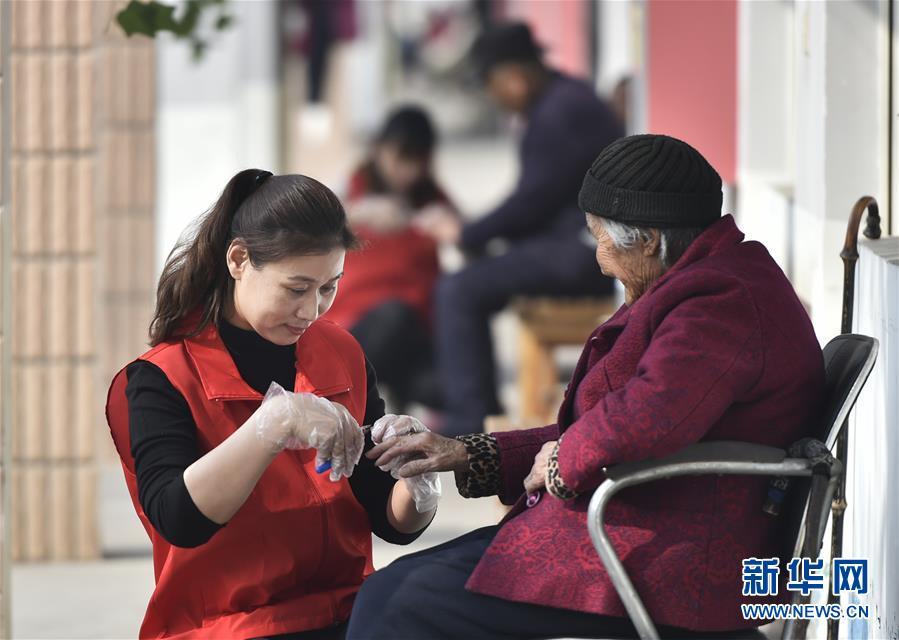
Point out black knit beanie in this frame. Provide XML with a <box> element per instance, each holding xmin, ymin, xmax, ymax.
<box><xmin>578</xmin><ymin>134</ymin><xmax>723</xmax><ymax>228</ymax></box>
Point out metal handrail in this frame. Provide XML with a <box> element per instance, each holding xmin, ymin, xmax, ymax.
<box><xmin>829</xmin><ymin>197</ymin><xmax>881</xmax><ymax>640</ymax></box>
<box><xmin>587</xmin><ymin>459</ymin><xmax>818</xmax><ymax>640</ymax></box>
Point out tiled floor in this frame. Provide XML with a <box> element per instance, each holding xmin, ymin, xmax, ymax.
<box><xmin>12</xmin><ymin>468</ymin><xmax>504</xmax><ymax>639</ymax></box>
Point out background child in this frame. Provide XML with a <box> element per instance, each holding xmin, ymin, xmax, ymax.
<box><xmin>327</xmin><ymin>105</ymin><xmax>456</xmax><ymax>413</ymax></box>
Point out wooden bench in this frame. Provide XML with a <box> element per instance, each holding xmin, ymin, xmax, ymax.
<box><xmin>512</xmin><ymin>296</ymin><xmax>619</xmax><ymax>425</ymax></box>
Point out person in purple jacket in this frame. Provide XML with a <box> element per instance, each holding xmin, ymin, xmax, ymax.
<box><xmin>346</xmin><ymin>134</ymin><xmax>826</xmax><ymax>639</ymax></box>
<box><xmin>414</xmin><ymin>22</ymin><xmax>623</xmax><ymax>437</ymax></box>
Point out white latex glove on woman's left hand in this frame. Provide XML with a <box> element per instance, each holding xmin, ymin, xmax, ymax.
<box><xmin>371</xmin><ymin>414</ymin><xmax>441</xmax><ymax>513</ymax></box>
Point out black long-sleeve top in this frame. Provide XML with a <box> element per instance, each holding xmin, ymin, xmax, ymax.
<box><xmin>124</xmin><ymin>320</ymin><xmax>424</xmax><ymax>548</ymax></box>
<box><xmin>460</xmin><ymin>71</ymin><xmax>625</xmax><ymax>252</ymax></box>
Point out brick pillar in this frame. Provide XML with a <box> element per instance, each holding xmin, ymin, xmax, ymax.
<box><xmin>97</xmin><ymin>3</ymin><xmax>156</xmax><ymax>462</ymax></box>
<box><xmin>7</xmin><ymin>0</ymin><xmax>156</xmax><ymax>562</ymax></box>
<box><xmin>96</xmin><ymin>4</ymin><xmax>156</xmax><ymax>456</ymax></box>
<box><xmin>1</xmin><ymin>0</ymin><xmax>12</xmax><ymax>632</ymax></box>
<box><xmin>10</xmin><ymin>0</ymin><xmax>101</xmax><ymax>562</ymax></box>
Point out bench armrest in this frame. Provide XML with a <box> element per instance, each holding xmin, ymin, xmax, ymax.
<box><xmin>588</xmin><ymin>441</ymin><xmax>833</xmax><ymax>640</ymax></box>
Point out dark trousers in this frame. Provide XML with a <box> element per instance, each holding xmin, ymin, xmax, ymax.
<box><xmin>305</xmin><ymin>0</ymin><xmax>334</xmax><ymax>104</ymax></box>
<box><xmin>435</xmin><ymin>239</ymin><xmax>613</xmax><ymax>436</ymax></box>
<box><xmin>350</xmin><ymin>300</ymin><xmax>442</xmax><ymax>411</ymax></box>
<box><xmin>345</xmin><ymin>525</ymin><xmax>639</xmax><ymax>640</ymax></box>
<box><xmin>262</xmin><ymin>623</ymin><xmax>346</xmax><ymax>640</ymax></box>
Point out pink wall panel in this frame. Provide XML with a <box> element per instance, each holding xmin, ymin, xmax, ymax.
<box><xmin>647</xmin><ymin>0</ymin><xmax>738</xmax><ymax>183</ymax></box>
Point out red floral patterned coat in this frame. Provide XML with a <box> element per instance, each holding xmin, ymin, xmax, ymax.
<box><xmin>465</xmin><ymin>215</ymin><xmax>825</xmax><ymax>632</ymax></box>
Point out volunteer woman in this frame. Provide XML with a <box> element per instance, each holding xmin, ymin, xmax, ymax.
<box><xmin>106</xmin><ymin>169</ymin><xmax>438</xmax><ymax>640</ymax></box>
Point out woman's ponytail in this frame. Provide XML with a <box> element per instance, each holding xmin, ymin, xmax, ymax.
<box><xmin>149</xmin><ymin>169</ymin><xmax>272</xmax><ymax>345</ymax></box>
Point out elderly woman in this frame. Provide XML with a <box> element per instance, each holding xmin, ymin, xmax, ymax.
<box><xmin>347</xmin><ymin>135</ymin><xmax>825</xmax><ymax>639</ymax></box>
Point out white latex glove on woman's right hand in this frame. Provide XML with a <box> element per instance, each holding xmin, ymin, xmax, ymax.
<box><xmin>253</xmin><ymin>382</ymin><xmax>363</xmax><ymax>481</ymax></box>
<box><xmin>371</xmin><ymin>414</ymin><xmax>441</xmax><ymax>513</ymax></box>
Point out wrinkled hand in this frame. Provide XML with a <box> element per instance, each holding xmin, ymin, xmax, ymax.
<box><xmin>411</xmin><ymin>205</ymin><xmax>462</xmax><ymax>244</ymax></box>
<box><xmin>523</xmin><ymin>441</ymin><xmax>557</xmax><ymax>494</ymax></box>
<box><xmin>254</xmin><ymin>382</ymin><xmax>364</xmax><ymax>481</ymax></box>
<box><xmin>370</xmin><ymin>414</ymin><xmax>444</xmax><ymax>513</ymax></box>
<box><xmin>368</xmin><ymin>429</ymin><xmax>469</xmax><ymax>478</ymax></box>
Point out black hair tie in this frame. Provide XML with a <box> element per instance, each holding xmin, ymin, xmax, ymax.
<box><xmin>231</xmin><ymin>170</ymin><xmax>274</xmax><ymax>234</ymax></box>
<box><xmin>255</xmin><ymin>170</ymin><xmax>273</xmax><ymax>186</ymax></box>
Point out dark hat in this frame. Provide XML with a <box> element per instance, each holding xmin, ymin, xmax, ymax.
<box><xmin>470</xmin><ymin>22</ymin><xmax>544</xmax><ymax>79</ymax></box>
<box><xmin>578</xmin><ymin>134</ymin><xmax>723</xmax><ymax>228</ymax></box>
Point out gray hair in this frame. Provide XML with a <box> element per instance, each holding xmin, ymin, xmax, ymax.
<box><xmin>599</xmin><ymin>217</ymin><xmax>705</xmax><ymax>269</ymax></box>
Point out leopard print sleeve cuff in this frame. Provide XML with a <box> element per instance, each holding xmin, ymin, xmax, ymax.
<box><xmin>546</xmin><ymin>439</ymin><xmax>578</xmax><ymax>500</ymax></box>
<box><xmin>453</xmin><ymin>433</ymin><xmax>501</xmax><ymax>499</ymax></box>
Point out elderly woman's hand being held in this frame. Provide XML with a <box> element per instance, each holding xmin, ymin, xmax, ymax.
<box><xmin>367</xmin><ymin>430</ymin><xmax>469</xmax><ymax>478</ymax></box>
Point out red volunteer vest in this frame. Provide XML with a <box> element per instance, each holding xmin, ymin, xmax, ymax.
<box><xmin>106</xmin><ymin>319</ymin><xmax>374</xmax><ymax>639</ymax></box>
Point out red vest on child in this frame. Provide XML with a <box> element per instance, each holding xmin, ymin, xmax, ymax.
<box><xmin>324</xmin><ymin>167</ymin><xmax>445</xmax><ymax>330</ymax></box>
<box><xmin>106</xmin><ymin>319</ymin><xmax>373</xmax><ymax>639</ymax></box>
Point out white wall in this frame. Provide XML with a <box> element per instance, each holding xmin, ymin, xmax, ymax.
<box><xmin>738</xmin><ymin>8</ymin><xmax>897</xmax><ymax>637</ymax></box>
<box><xmin>799</xmin><ymin>0</ymin><xmax>889</xmax><ymax>342</ymax></box>
<box><xmin>770</xmin><ymin>7</ymin><xmax>895</xmax><ymax>632</ymax></box>
<box><xmin>740</xmin><ymin>0</ymin><xmax>890</xmax><ymax>343</ymax></box>
<box><xmin>596</xmin><ymin>0</ymin><xmax>648</xmax><ymax>134</ymax></box>
<box><xmin>736</xmin><ymin>0</ymin><xmax>794</xmax><ymax>273</ymax></box>
<box><xmin>155</xmin><ymin>0</ymin><xmax>280</xmax><ymax>272</ymax></box>
<box><xmin>847</xmin><ymin>239</ymin><xmax>899</xmax><ymax>640</ymax></box>
<box><xmin>595</xmin><ymin>0</ymin><xmax>636</xmax><ymax>95</ymax></box>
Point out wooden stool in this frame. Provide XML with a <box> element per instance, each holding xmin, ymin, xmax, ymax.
<box><xmin>514</xmin><ymin>296</ymin><xmax>619</xmax><ymax>424</ymax></box>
